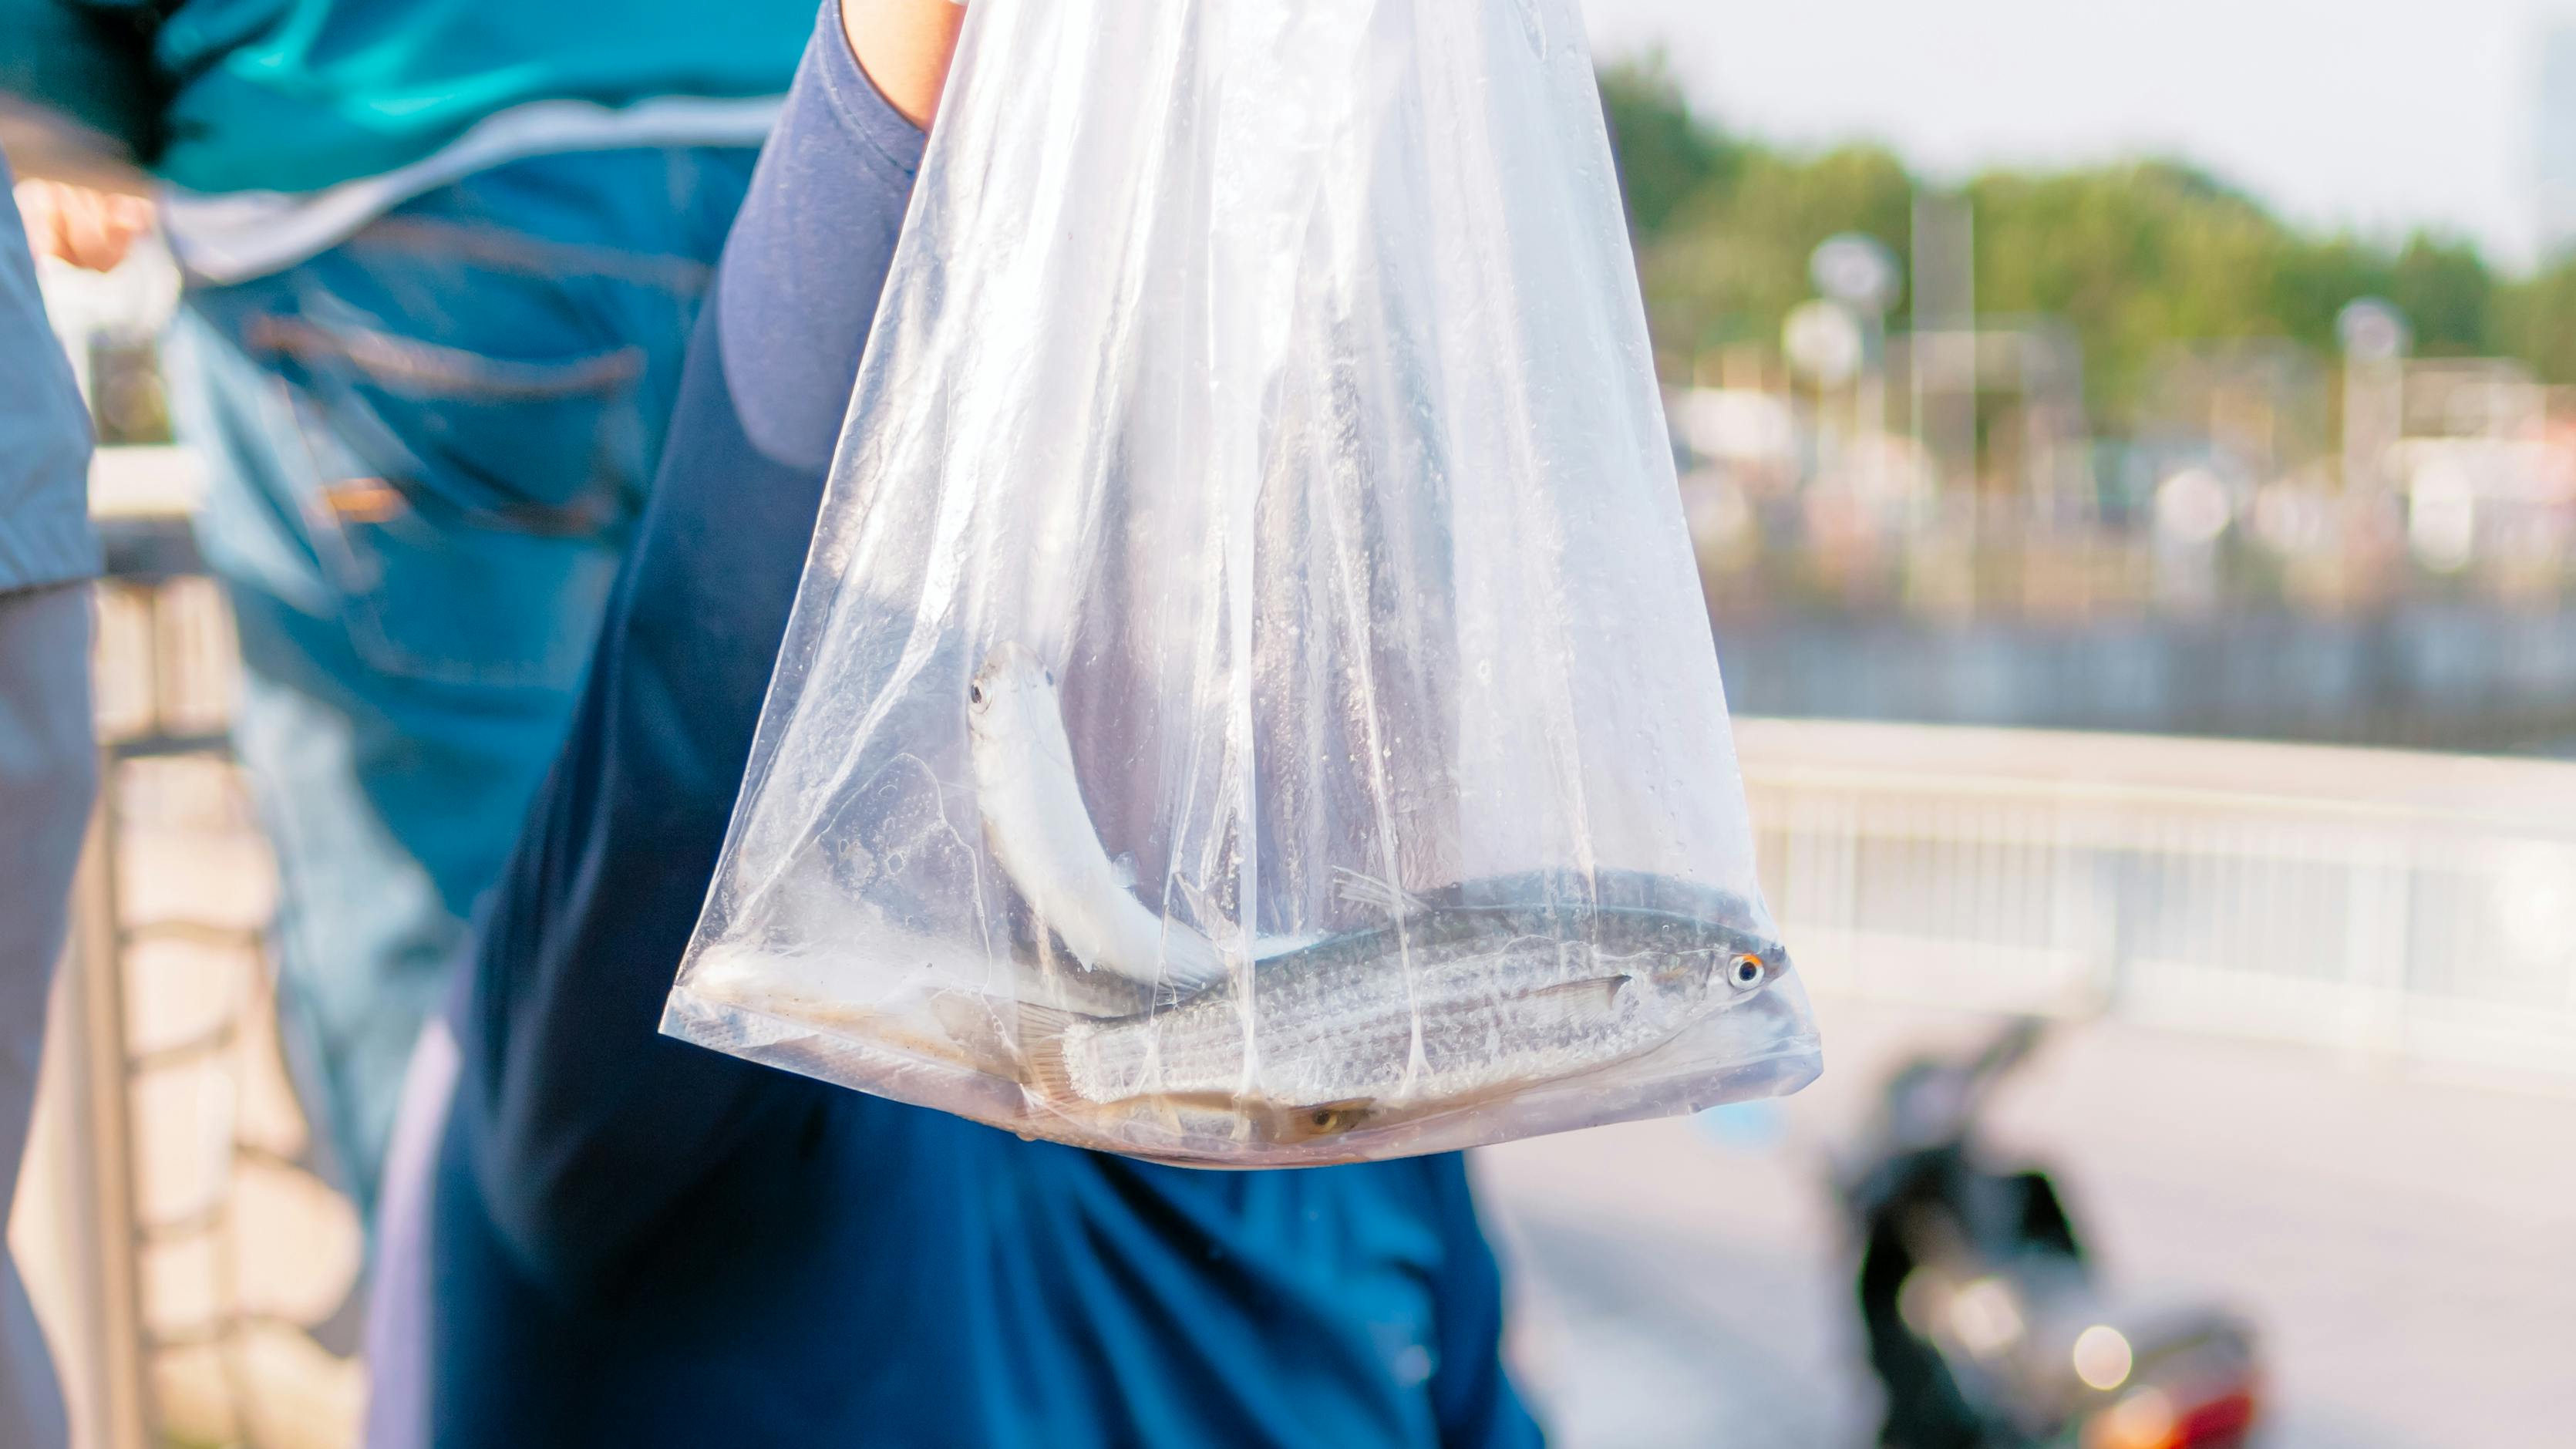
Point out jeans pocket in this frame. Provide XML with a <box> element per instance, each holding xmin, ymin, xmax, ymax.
<box><xmin>244</xmin><ymin>312</ymin><xmax>643</xmax><ymax>691</ymax></box>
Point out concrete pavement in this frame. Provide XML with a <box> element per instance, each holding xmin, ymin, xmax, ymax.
<box><xmin>1477</xmin><ymin>994</ymin><xmax>2576</xmax><ymax>1448</ymax></box>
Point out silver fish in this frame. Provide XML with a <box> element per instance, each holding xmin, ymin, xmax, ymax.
<box><xmin>968</xmin><ymin>643</ymin><xmax>1226</xmax><ymax>989</ymax></box>
<box><xmin>1024</xmin><ymin>868</ymin><xmax>1790</xmax><ymax>1141</ymax></box>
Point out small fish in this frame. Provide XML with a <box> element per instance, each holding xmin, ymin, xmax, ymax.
<box><xmin>1022</xmin><ymin>868</ymin><xmax>1791</xmax><ymax>1140</ymax></box>
<box><xmin>968</xmin><ymin>643</ymin><xmax>1225</xmax><ymax>989</ymax></box>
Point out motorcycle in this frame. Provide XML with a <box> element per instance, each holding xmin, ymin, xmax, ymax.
<box><xmin>1836</xmin><ymin>1017</ymin><xmax>2261</xmax><ymax>1449</ymax></box>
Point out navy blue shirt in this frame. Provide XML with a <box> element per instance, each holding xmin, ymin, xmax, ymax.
<box><xmin>425</xmin><ymin>13</ymin><xmax>1544</xmax><ymax>1447</ymax></box>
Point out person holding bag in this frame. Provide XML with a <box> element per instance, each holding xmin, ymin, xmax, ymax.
<box><xmin>365</xmin><ymin>4</ymin><xmax>1544</xmax><ymax>1444</ymax></box>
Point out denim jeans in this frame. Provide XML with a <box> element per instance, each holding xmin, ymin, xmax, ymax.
<box><xmin>170</xmin><ymin>146</ymin><xmax>759</xmax><ymax>1217</ymax></box>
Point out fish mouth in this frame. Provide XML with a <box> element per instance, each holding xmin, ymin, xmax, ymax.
<box><xmin>969</xmin><ymin>642</ymin><xmax>1035</xmax><ymax>706</ymax></box>
<box><xmin>974</xmin><ymin>642</ymin><xmax>1053</xmax><ymax>687</ymax></box>
<box><xmin>1690</xmin><ymin>965</ymin><xmax>1820</xmax><ymax>1067</ymax></box>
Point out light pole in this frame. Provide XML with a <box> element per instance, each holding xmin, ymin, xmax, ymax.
<box><xmin>1810</xmin><ymin>234</ymin><xmax>1901</xmax><ymax>497</ymax></box>
<box><xmin>2336</xmin><ymin>297</ymin><xmax>2409</xmax><ymax>500</ymax></box>
<box><xmin>1783</xmin><ymin>298</ymin><xmax>1863</xmax><ymax>486</ymax></box>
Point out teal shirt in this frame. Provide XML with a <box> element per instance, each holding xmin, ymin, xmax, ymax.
<box><xmin>5</xmin><ymin>1</ymin><xmax>813</xmax><ymax>194</ymax></box>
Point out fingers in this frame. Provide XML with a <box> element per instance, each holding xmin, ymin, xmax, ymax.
<box><xmin>15</xmin><ymin>180</ymin><xmax>156</xmax><ymax>273</ymax></box>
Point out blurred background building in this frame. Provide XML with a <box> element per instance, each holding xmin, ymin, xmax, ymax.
<box><xmin>1601</xmin><ymin>30</ymin><xmax>2576</xmax><ymax>757</ymax></box>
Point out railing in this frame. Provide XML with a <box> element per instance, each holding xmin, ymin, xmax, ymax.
<box><xmin>1740</xmin><ymin>716</ymin><xmax>2576</xmax><ymax>1083</ymax></box>
<box><xmin>20</xmin><ymin>448</ymin><xmax>362</xmax><ymax>1449</ymax></box>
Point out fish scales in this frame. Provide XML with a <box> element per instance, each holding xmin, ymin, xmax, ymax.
<box><xmin>1057</xmin><ymin>901</ymin><xmax>1775</xmax><ymax>1110</ymax></box>
<box><xmin>961</xmin><ymin>646</ymin><xmax>1797</xmax><ymax>1141</ymax></box>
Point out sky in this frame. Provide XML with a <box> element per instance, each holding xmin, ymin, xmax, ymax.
<box><xmin>1578</xmin><ymin>0</ymin><xmax>2571</xmax><ymax>269</ymax></box>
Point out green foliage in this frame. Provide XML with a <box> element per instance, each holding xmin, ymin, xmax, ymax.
<box><xmin>1968</xmin><ymin>162</ymin><xmax>2290</xmax><ymax>419</ymax></box>
<box><xmin>1598</xmin><ymin>52</ymin><xmax>1736</xmax><ymax>236</ymax></box>
<box><xmin>2497</xmin><ymin>258</ymin><xmax>2576</xmax><ymax>384</ymax></box>
<box><xmin>1638</xmin><ymin>144</ymin><xmax>1913</xmax><ymax>363</ymax></box>
<box><xmin>1603</xmin><ymin>63</ymin><xmax>2576</xmax><ymax>419</ymax></box>
<box><xmin>2386</xmin><ymin>235</ymin><xmax>2494</xmax><ymax>356</ymax></box>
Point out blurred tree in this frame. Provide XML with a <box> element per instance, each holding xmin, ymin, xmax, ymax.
<box><xmin>2386</xmin><ymin>234</ymin><xmax>2494</xmax><ymax>357</ymax></box>
<box><xmin>1971</xmin><ymin>161</ymin><xmax>2288</xmax><ymax>423</ymax></box>
<box><xmin>1639</xmin><ymin>145</ymin><xmax>1913</xmax><ymax>366</ymax></box>
<box><xmin>2267</xmin><ymin>238</ymin><xmax>2395</xmax><ymax>352</ymax></box>
<box><xmin>2497</xmin><ymin>258</ymin><xmax>2576</xmax><ymax>383</ymax></box>
<box><xmin>1600</xmin><ymin>64</ymin><xmax>2576</xmax><ymax>413</ymax></box>
<box><xmin>1598</xmin><ymin>51</ymin><xmax>1735</xmax><ymax>238</ymax></box>
<box><xmin>1598</xmin><ymin>52</ymin><xmax>1907</xmax><ymax>370</ymax></box>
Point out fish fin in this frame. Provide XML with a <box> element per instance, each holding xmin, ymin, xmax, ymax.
<box><xmin>1017</xmin><ymin>1003</ymin><xmax>1083</xmax><ymax>1105</ymax></box>
<box><xmin>925</xmin><ymin>991</ymin><xmax>1020</xmax><ymax>1079</ymax></box>
<box><xmin>1521</xmin><ymin>975</ymin><xmax>1635</xmax><ymax>1023</ymax></box>
<box><xmin>1333</xmin><ymin>867</ymin><xmax>1428</xmax><ymax>919</ymax></box>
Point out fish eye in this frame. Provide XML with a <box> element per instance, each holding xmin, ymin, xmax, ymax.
<box><xmin>1729</xmin><ymin>953</ymin><xmax>1766</xmax><ymax>989</ymax></box>
<box><xmin>1043</xmin><ymin>668</ymin><xmax>1056</xmax><ymax>686</ymax></box>
<box><xmin>1297</xmin><ymin>1104</ymin><xmax>1366</xmax><ymax>1137</ymax></box>
<box><xmin>968</xmin><ymin>682</ymin><xmax>985</xmax><ymax>706</ymax></box>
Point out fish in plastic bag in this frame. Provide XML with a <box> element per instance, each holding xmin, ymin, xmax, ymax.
<box><xmin>661</xmin><ymin>0</ymin><xmax>1823</xmax><ymax>1166</ymax></box>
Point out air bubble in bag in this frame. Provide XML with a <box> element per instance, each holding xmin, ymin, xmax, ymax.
<box><xmin>662</xmin><ymin>0</ymin><xmax>1823</xmax><ymax>1166</ymax></box>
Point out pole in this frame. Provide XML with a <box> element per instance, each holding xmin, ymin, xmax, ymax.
<box><xmin>59</xmin><ymin>750</ymin><xmax>152</xmax><ymax>1449</ymax></box>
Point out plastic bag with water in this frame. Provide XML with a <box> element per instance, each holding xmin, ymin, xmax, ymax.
<box><xmin>662</xmin><ymin>0</ymin><xmax>1823</xmax><ymax>1166</ymax></box>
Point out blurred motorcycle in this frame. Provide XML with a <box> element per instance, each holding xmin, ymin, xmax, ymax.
<box><xmin>1836</xmin><ymin>1017</ymin><xmax>2261</xmax><ymax>1449</ymax></box>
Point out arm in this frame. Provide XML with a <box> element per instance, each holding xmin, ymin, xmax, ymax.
<box><xmin>841</xmin><ymin>0</ymin><xmax>967</xmax><ymax>129</ymax></box>
<box><xmin>458</xmin><ymin>2</ymin><xmax>965</xmax><ymax>1299</ymax></box>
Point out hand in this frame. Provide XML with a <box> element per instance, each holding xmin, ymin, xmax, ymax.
<box><xmin>840</xmin><ymin>0</ymin><xmax>968</xmax><ymax>130</ymax></box>
<box><xmin>15</xmin><ymin>179</ymin><xmax>154</xmax><ymax>272</ymax></box>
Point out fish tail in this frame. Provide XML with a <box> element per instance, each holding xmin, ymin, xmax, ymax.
<box><xmin>1016</xmin><ymin>1003</ymin><xmax>1083</xmax><ymax>1106</ymax></box>
<box><xmin>1160</xmin><ymin>925</ymin><xmax>1227</xmax><ymax>990</ymax></box>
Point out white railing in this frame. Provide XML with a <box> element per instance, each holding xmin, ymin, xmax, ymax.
<box><xmin>1739</xmin><ymin>717</ymin><xmax>2576</xmax><ymax>1083</ymax></box>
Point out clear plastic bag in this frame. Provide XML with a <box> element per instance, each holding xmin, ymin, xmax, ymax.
<box><xmin>661</xmin><ymin>0</ymin><xmax>1822</xmax><ymax>1166</ymax></box>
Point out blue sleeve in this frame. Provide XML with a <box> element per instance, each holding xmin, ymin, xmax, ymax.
<box><xmin>452</xmin><ymin>2</ymin><xmax>927</xmax><ymax>1301</ymax></box>
<box><xmin>1428</xmin><ymin>1157</ymin><xmax>1549</xmax><ymax>1447</ymax></box>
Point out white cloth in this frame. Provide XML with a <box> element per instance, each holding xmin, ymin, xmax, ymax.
<box><xmin>357</xmin><ymin>1016</ymin><xmax>456</xmax><ymax>1449</ymax></box>
<box><xmin>0</xmin><ymin>582</ymin><xmax>96</xmax><ymax>1449</ymax></box>
<box><xmin>160</xmin><ymin>95</ymin><xmax>783</xmax><ymax>285</ymax></box>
